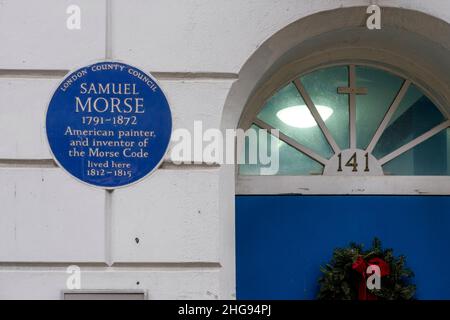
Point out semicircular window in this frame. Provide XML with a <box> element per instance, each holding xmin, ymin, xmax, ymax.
<box><xmin>239</xmin><ymin>65</ymin><xmax>450</xmax><ymax>176</ymax></box>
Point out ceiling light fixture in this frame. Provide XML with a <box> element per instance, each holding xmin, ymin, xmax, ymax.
<box><xmin>276</xmin><ymin>105</ymin><xmax>333</xmax><ymax>128</ymax></box>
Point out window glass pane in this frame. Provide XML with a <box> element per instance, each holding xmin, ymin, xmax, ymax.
<box><xmin>241</xmin><ymin>64</ymin><xmax>449</xmax><ymax>177</ymax></box>
<box><xmin>373</xmin><ymin>85</ymin><xmax>445</xmax><ymax>159</ymax></box>
<box><xmin>239</xmin><ymin>125</ymin><xmax>324</xmax><ymax>176</ymax></box>
<box><xmin>257</xmin><ymin>83</ymin><xmax>333</xmax><ymax>159</ymax></box>
<box><xmin>300</xmin><ymin>66</ymin><xmax>349</xmax><ymax>149</ymax></box>
<box><xmin>382</xmin><ymin>128</ymin><xmax>450</xmax><ymax>175</ymax></box>
<box><xmin>356</xmin><ymin>66</ymin><xmax>404</xmax><ymax>149</ymax></box>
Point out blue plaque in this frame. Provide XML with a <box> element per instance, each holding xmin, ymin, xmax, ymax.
<box><xmin>46</xmin><ymin>62</ymin><xmax>172</xmax><ymax>188</ymax></box>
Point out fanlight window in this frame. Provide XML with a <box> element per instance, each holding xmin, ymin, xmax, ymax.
<box><xmin>239</xmin><ymin>65</ymin><xmax>450</xmax><ymax>176</ymax></box>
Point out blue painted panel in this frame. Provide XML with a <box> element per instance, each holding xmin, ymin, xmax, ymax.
<box><xmin>236</xmin><ymin>195</ymin><xmax>450</xmax><ymax>300</ymax></box>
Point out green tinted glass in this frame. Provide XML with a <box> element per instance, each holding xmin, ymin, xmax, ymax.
<box><xmin>239</xmin><ymin>65</ymin><xmax>448</xmax><ymax>177</ymax></box>
<box><xmin>239</xmin><ymin>125</ymin><xmax>324</xmax><ymax>176</ymax></box>
<box><xmin>383</xmin><ymin>129</ymin><xmax>450</xmax><ymax>175</ymax></box>
<box><xmin>256</xmin><ymin>83</ymin><xmax>333</xmax><ymax>159</ymax></box>
<box><xmin>301</xmin><ymin>66</ymin><xmax>349</xmax><ymax>149</ymax></box>
<box><xmin>356</xmin><ymin>66</ymin><xmax>404</xmax><ymax>149</ymax></box>
<box><xmin>373</xmin><ymin>85</ymin><xmax>445</xmax><ymax>159</ymax></box>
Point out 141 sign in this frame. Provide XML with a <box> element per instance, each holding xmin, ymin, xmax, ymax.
<box><xmin>323</xmin><ymin>149</ymin><xmax>383</xmax><ymax>176</ymax></box>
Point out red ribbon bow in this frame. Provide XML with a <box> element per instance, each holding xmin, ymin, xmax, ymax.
<box><xmin>352</xmin><ymin>256</ymin><xmax>390</xmax><ymax>300</ymax></box>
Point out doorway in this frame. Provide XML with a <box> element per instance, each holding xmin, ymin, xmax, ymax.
<box><xmin>236</xmin><ymin>195</ymin><xmax>450</xmax><ymax>299</ymax></box>
<box><xmin>235</xmin><ymin>63</ymin><xmax>450</xmax><ymax>300</ymax></box>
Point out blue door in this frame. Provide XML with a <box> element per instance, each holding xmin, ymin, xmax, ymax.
<box><xmin>236</xmin><ymin>195</ymin><xmax>450</xmax><ymax>300</ymax></box>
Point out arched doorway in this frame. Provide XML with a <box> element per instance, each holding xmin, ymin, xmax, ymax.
<box><xmin>236</xmin><ymin>63</ymin><xmax>450</xmax><ymax>299</ymax></box>
<box><xmin>219</xmin><ymin>6</ymin><xmax>450</xmax><ymax>300</ymax></box>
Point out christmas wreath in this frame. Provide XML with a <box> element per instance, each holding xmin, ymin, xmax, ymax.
<box><xmin>317</xmin><ymin>238</ymin><xmax>416</xmax><ymax>300</ymax></box>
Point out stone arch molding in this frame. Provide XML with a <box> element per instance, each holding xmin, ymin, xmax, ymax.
<box><xmin>217</xmin><ymin>5</ymin><xmax>450</xmax><ymax>299</ymax></box>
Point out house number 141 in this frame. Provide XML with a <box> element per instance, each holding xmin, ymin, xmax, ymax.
<box><xmin>337</xmin><ymin>152</ymin><xmax>370</xmax><ymax>172</ymax></box>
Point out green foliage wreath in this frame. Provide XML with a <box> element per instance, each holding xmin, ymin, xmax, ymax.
<box><xmin>317</xmin><ymin>238</ymin><xmax>416</xmax><ymax>300</ymax></box>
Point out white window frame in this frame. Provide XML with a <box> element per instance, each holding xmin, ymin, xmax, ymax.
<box><xmin>237</xmin><ymin>61</ymin><xmax>450</xmax><ymax>195</ymax></box>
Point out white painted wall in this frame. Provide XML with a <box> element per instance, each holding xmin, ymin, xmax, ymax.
<box><xmin>0</xmin><ymin>0</ymin><xmax>449</xmax><ymax>300</ymax></box>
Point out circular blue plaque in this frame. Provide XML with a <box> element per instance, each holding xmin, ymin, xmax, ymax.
<box><xmin>46</xmin><ymin>62</ymin><xmax>172</xmax><ymax>189</ymax></box>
